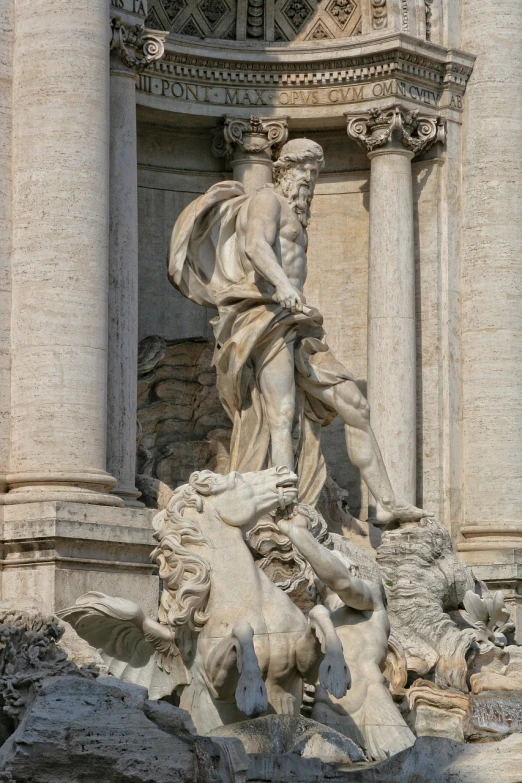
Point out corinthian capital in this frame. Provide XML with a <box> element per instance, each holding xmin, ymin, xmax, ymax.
<box><xmin>110</xmin><ymin>17</ymin><xmax>167</xmax><ymax>74</ymax></box>
<box><xmin>212</xmin><ymin>115</ymin><xmax>289</xmax><ymax>159</ymax></box>
<box><xmin>346</xmin><ymin>104</ymin><xmax>445</xmax><ymax>156</ymax></box>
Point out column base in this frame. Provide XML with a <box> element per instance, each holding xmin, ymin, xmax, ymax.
<box><xmin>111</xmin><ymin>483</ymin><xmax>145</xmax><ymax>509</ymax></box>
<box><xmin>0</xmin><ymin>501</ymin><xmax>159</xmax><ymax>618</ymax></box>
<box><xmin>458</xmin><ymin>525</ymin><xmax>522</xmax><ymax>643</ymax></box>
<box><xmin>3</xmin><ymin>469</ymin><xmax>123</xmax><ymax>507</ymax></box>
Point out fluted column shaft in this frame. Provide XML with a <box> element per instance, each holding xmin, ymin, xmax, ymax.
<box><xmin>7</xmin><ymin>0</ymin><xmax>120</xmax><ymax>505</ymax></box>
<box><xmin>347</xmin><ymin>105</ymin><xmax>445</xmax><ymax>505</ymax></box>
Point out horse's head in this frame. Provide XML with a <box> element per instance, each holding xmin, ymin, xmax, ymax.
<box><xmin>189</xmin><ymin>466</ymin><xmax>298</xmax><ymax>528</ymax></box>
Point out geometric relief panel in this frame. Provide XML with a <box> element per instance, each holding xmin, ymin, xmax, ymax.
<box><xmin>274</xmin><ymin>0</ymin><xmax>361</xmax><ymax>41</ymax></box>
<box><xmin>146</xmin><ymin>0</ymin><xmax>361</xmax><ymax>41</ymax></box>
<box><xmin>146</xmin><ymin>0</ymin><xmax>237</xmax><ymax>40</ymax></box>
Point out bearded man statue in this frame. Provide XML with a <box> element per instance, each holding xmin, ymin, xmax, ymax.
<box><xmin>168</xmin><ymin>138</ymin><xmax>428</xmax><ymax>524</ymax></box>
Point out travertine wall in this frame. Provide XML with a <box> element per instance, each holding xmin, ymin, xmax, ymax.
<box><xmin>0</xmin><ymin>2</ymin><xmax>13</xmax><ymax>494</ymax></box>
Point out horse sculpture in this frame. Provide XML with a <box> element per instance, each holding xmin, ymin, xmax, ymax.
<box><xmin>59</xmin><ymin>467</ymin><xmax>350</xmax><ymax>734</ymax></box>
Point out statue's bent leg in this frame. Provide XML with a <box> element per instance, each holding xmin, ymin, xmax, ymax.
<box><xmin>308</xmin><ymin>380</ymin><xmax>430</xmax><ymax>524</ymax></box>
<box><xmin>296</xmin><ymin>604</ymin><xmax>350</xmax><ymax>699</ymax></box>
<box><xmin>256</xmin><ymin>342</ymin><xmax>296</xmax><ymax>470</ymax></box>
<box><xmin>203</xmin><ymin>620</ymin><xmax>267</xmax><ymax>717</ymax></box>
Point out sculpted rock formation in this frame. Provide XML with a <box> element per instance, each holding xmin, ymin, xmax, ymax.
<box><xmin>137</xmin><ymin>335</ymin><xmax>231</xmax><ymax>489</ymax></box>
<box><xmin>376</xmin><ymin>519</ymin><xmax>478</xmax><ymax>691</ymax></box>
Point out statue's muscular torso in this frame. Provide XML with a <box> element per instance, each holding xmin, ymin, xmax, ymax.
<box><xmin>236</xmin><ymin>187</ymin><xmax>308</xmax><ymax>294</ymax></box>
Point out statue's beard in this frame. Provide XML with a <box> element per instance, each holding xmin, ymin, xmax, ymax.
<box><xmin>281</xmin><ymin>177</ymin><xmax>313</xmax><ymax>227</ymax></box>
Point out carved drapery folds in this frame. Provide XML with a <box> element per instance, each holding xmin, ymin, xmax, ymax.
<box><xmin>346</xmin><ymin>104</ymin><xmax>446</xmax><ymax>156</ymax></box>
<box><xmin>110</xmin><ymin>17</ymin><xmax>168</xmax><ymax>74</ymax></box>
<box><xmin>212</xmin><ymin>115</ymin><xmax>289</xmax><ymax>159</ymax></box>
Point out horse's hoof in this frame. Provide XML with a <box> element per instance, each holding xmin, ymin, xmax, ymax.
<box><xmin>319</xmin><ymin>650</ymin><xmax>351</xmax><ymax>699</ymax></box>
<box><xmin>235</xmin><ymin>670</ymin><xmax>268</xmax><ymax>717</ymax></box>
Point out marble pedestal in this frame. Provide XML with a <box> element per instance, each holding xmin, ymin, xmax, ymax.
<box><xmin>0</xmin><ymin>503</ymin><xmax>158</xmax><ymax>618</ymax></box>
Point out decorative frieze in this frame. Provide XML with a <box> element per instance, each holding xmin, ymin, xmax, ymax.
<box><xmin>110</xmin><ymin>17</ymin><xmax>168</xmax><ymax>73</ymax></box>
<box><xmin>346</xmin><ymin>103</ymin><xmax>445</xmax><ymax>155</ymax></box>
<box><xmin>211</xmin><ymin>115</ymin><xmax>289</xmax><ymax>158</ymax></box>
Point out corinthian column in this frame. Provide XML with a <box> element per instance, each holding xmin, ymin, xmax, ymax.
<box><xmin>346</xmin><ymin>105</ymin><xmax>445</xmax><ymax>504</ymax></box>
<box><xmin>212</xmin><ymin>115</ymin><xmax>288</xmax><ymax>194</ymax></box>
<box><xmin>107</xmin><ymin>18</ymin><xmax>166</xmax><ymax>507</ymax></box>
<box><xmin>7</xmin><ymin>0</ymin><xmax>119</xmax><ymax>505</ymax></box>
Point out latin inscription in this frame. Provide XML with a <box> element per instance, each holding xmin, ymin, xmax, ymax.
<box><xmin>138</xmin><ymin>76</ymin><xmax>448</xmax><ymax>109</ymax></box>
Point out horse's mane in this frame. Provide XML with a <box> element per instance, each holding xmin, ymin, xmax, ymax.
<box><xmin>151</xmin><ymin>470</ymin><xmax>228</xmax><ymax>635</ymax></box>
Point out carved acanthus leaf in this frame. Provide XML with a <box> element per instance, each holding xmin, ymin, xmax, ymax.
<box><xmin>346</xmin><ymin>104</ymin><xmax>445</xmax><ymax>156</ymax></box>
<box><xmin>110</xmin><ymin>17</ymin><xmax>168</xmax><ymax>74</ymax></box>
<box><xmin>212</xmin><ymin>115</ymin><xmax>289</xmax><ymax>158</ymax></box>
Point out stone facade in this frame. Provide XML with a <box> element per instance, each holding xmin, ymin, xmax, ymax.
<box><xmin>0</xmin><ymin>0</ymin><xmax>520</xmax><ymax>643</ymax></box>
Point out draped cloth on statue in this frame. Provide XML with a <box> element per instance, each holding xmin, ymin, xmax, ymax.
<box><xmin>168</xmin><ymin>181</ymin><xmax>353</xmax><ymax>505</ymax></box>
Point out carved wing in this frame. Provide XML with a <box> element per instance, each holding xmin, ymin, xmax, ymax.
<box><xmin>57</xmin><ymin>592</ymin><xmax>190</xmax><ymax>700</ymax></box>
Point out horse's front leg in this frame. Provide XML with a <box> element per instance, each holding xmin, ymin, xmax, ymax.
<box><xmin>204</xmin><ymin>620</ymin><xmax>268</xmax><ymax>717</ymax></box>
<box><xmin>296</xmin><ymin>605</ymin><xmax>350</xmax><ymax>699</ymax></box>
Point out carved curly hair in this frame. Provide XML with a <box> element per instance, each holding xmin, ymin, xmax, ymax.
<box><xmin>151</xmin><ymin>471</ymin><xmax>228</xmax><ymax>636</ymax></box>
<box><xmin>273</xmin><ymin>138</ymin><xmax>325</xmax><ymax>185</ymax></box>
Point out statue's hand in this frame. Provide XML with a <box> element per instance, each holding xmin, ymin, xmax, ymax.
<box><xmin>273</xmin><ymin>281</ymin><xmax>305</xmax><ymax>314</ymax></box>
<box><xmin>276</xmin><ymin>505</ymin><xmax>312</xmax><ymax>537</ymax></box>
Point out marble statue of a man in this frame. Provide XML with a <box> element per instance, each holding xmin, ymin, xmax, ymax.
<box><xmin>169</xmin><ymin>138</ymin><xmax>427</xmax><ymax>523</ymax></box>
<box><xmin>277</xmin><ymin>506</ymin><xmax>416</xmax><ymax>761</ymax></box>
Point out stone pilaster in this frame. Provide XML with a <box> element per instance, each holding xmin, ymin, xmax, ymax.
<box><xmin>346</xmin><ymin>104</ymin><xmax>445</xmax><ymax>505</ymax></box>
<box><xmin>457</xmin><ymin>0</ymin><xmax>522</xmax><ymax>634</ymax></box>
<box><xmin>0</xmin><ymin>3</ymin><xmax>13</xmax><ymax>494</ymax></box>
<box><xmin>107</xmin><ymin>17</ymin><xmax>166</xmax><ymax>507</ymax></box>
<box><xmin>212</xmin><ymin>115</ymin><xmax>288</xmax><ymax>194</ymax></box>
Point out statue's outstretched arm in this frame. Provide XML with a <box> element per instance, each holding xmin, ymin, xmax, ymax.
<box><xmin>278</xmin><ymin>510</ymin><xmax>374</xmax><ymax>611</ymax></box>
<box><xmin>244</xmin><ymin>189</ymin><xmax>304</xmax><ymax>312</ymax></box>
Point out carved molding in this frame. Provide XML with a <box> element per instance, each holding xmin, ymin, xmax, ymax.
<box><xmin>110</xmin><ymin>16</ymin><xmax>168</xmax><ymax>74</ymax></box>
<box><xmin>156</xmin><ymin>46</ymin><xmax>472</xmax><ymax>91</ymax></box>
<box><xmin>346</xmin><ymin>103</ymin><xmax>445</xmax><ymax>155</ymax></box>
<box><xmin>212</xmin><ymin>115</ymin><xmax>289</xmax><ymax>158</ymax></box>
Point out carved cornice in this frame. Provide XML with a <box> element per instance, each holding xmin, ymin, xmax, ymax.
<box><xmin>212</xmin><ymin>115</ymin><xmax>289</xmax><ymax>158</ymax></box>
<box><xmin>110</xmin><ymin>17</ymin><xmax>167</xmax><ymax>74</ymax></box>
<box><xmin>346</xmin><ymin>103</ymin><xmax>445</xmax><ymax>155</ymax></box>
<box><xmin>152</xmin><ymin>41</ymin><xmax>473</xmax><ymax>94</ymax></box>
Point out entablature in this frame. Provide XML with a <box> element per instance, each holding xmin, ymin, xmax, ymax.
<box><xmin>136</xmin><ymin>31</ymin><xmax>475</xmax><ymax>123</ymax></box>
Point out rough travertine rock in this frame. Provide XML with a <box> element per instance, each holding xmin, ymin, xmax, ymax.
<box><xmin>210</xmin><ymin>714</ymin><xmax>366</xmax><ymax>763</ymax></box>
<box><xmin>327</xmin><ymin>734</ymin><xmax>522</xmax><ymax>783</ymax></box>
<box><xmin>0</xmin><ymin>605</ymin><xmax>98</xmax><ymax>742</ymax></box>
<box><xmin>0</xmin><ymin>675</ymin><xmax>247</xmax><ymax>783</ymax></box>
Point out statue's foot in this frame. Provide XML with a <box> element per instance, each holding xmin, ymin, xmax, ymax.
<box><xmin>374</xmin><ymin>497</ymin><xmax>433</xmax><ymax>527</ymax></box>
